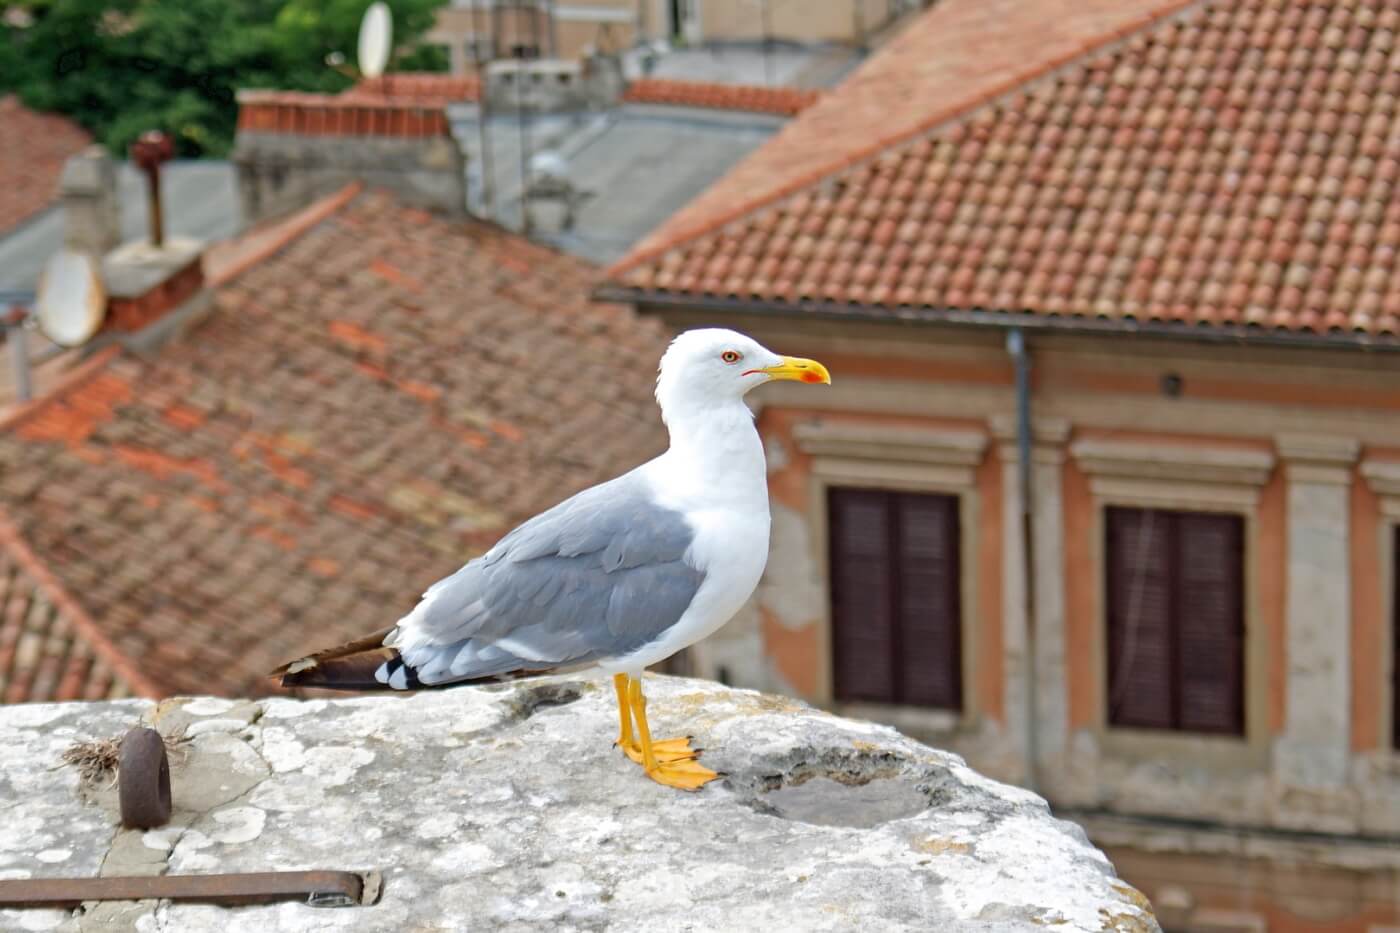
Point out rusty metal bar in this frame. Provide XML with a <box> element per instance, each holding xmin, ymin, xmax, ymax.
<box><xmin>129</xmin><ymin>131</ymin><xmax>173</xmax><ymax>248</ymax></box>
<box><xmin>0</xmin><ymin>871</ymin><xmax>373</xmax><ymax>909</ymax></box>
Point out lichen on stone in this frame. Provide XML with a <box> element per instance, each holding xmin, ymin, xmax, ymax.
<box><xmin>3</xmin><ymin>676</ymin><xmax>1160</xmax><ymax>932</ymax></box>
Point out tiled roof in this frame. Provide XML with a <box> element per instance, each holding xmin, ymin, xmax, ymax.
<box><xmin>236</xmin><ymin>90</ymin><xmax>454</xmax><ymax>137</ymax></box>
<box><xmin>0</xmin><ymin>189</ymin><xmax>669</xmax><ymax>699</ymax></box>
<box><xmin>342</xmin><ymin>73</ymin><xmax>818</xmax><ymax>116</ymax></box>
<box><xmin>344</xmin><ymin>73</ymin><xmax>481</xmax><ymax>104</ymax></box>
<box><xmin>622</xmin><ymin>79</ymin><xmax>822</xmax><ymax>117</ymax></box>
<box><xmin>0</xmin><ymin>95</ymin><xmax>91</xmax><ymax>234</ymax></box>
<box><xmin>606</xmin><ymin>0</ymin><xmax>1400</xmax><ymax>344</ymax></box>
<box><xmin>0</xmin><ymin>518</ymin><xmax>146</xmax><ymax>703</ymax></box>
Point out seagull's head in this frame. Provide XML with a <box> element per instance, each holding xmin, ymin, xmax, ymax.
<box><xmin>655</xmin><ymin>328</ymin><xmax>830</xmax><ymax>420</ymax></box>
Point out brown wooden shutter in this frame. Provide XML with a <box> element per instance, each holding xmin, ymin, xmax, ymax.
<box><xmin>1175</xmin><ymin>512</ymin><xmax>1244</xmax><ymax>734</ymax></box>
<box><xmin>1106</xmin><ymin>507</ymin><xmax>1175</xmax><ymax>730</ymax></box>
<box><xmin>828</xmin><ymin>488</ymin><xmax>962</xmax><ymax>709</ymax></box>
<box><xmin>1106</xmin><ymin>506</ymin><xmax>1244</xmax><ymax>735</ymax></box>
<box><xmin>828</xmin><ymin>488</ymin><xmax>896</xmax><ymax>704</ymax></box>
<box><xmin>895</xmin><ymin>493</ymin><xmax>962</xmax><ymax>709</ymax></box>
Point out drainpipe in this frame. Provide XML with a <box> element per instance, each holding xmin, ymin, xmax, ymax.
<box><xmin>1006</xmin><ymin>328</ymin><xmax>1039</xmax><ymax>793</ymax></box>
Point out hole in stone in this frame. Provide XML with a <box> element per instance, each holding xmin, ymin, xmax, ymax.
<box><xmin>761</xmin><ymin>775</ymin><xmax>930</xmax><ymax>828</ymax></box>
<box><xmin>505</xmin><ymin>682</ymin><xmax>584</xmax><ymax>721</ymax></box>
<box><xmin>727</xmin><ymin>750</ymin><xmax>951</xmax><ymax>828</ymax></box>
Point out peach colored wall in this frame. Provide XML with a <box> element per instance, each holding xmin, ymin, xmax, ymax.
<box><xmin>1349</xmin><ymin>445</ymin><xmax>1400</xmax><ymax>753</ymax></box>
<box><xmin>760</xmin><ymin>605</ymin><xmax>820</xmax><ymax>697</ymax></box>
<box><xmin>758</xmin><ymin>407</ymin><xmax>811</xmax><ymax>513</ymax></box>
<box><xmin>976</xmin><ymin>446</ymin><xmax>1004</xmax><ymax>723</ymax></box>
<box><xmin>1062</xmin><ymin>457</ymin><xmax>1096</xmax><ymax>730</ymax></box>
<box><xmin>1047</xmin><ymin>367</ymin><xmax>1400</xmax><ymax>413</ymax></box>
<box><xmin>1257</xmin><ymin>467</ymin><xmax>1287</xmax><ymax>736</ymax></box>
<box><xmin>1070</xmin><ymin>428</ymin><xmax>1273</xmax><ymax>452</ymax></box>
<box><xmin>804</xmin><ymin>350</ymin><xmax>1014</xmax><ymax>387</ymax></box>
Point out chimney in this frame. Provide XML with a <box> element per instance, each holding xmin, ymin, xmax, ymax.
<box><xmin>100</xmin><ymin>130</ymin><xmax>208</xmax><ymax>341</ymax></box>
<box><xmin>48</xmin><ymin>135</ymin><xmax>211</xmax><ymax>351</ymax></box>
<box><xmin>59</xmin><ymin>146</ymin><xmax>121</xmax><ymax>257</ymax></box>
<box><xmin>483</xmin><ymin>56</ymin><xmax>623</xmax><ymax>115</ymax></box>
<box><xmin>232</xmin><ymin>82</ymin><xmax>470</xmax><ymax>226</ymax></box>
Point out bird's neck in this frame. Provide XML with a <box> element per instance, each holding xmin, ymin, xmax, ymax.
<box><xmin>655</xmin><ymin>401</ymin><xmax>768</xmax><ymax>507</ymax></box>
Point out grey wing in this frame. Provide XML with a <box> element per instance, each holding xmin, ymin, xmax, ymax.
<box><xmin>381</xmin><ymin>469</ymin><xmax>705</xmax><ymax>687</ymax></box>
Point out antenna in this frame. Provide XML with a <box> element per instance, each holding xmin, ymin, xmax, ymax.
<box><xmin>35</xmin><ymin>249</ymin><xmax>106</xmax><ymax>348</ymax></box>
<box><xmin>357</xmin><ymin>2</ymin><xmax>393</xmax><ymax>80</ymax></box>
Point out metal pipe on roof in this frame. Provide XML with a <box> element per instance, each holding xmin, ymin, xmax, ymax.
<box><xmin>6</xmin><ymin>313</ymin><xmax>32</xmax><ymax>403</ymax></box>
<box><xmin>761</xmin><ymin>0</ymin><xmax>773</xmax><ymax>85</ymax></box>
<box><xmin>473</xmin><ymin>0</ymin><xmax>496</xmax><ymax>219</ymax></box>
<box><xmin>1006</xmin><ymin>327</ymin><xmax>1039</xmax><ymax>794</ymax></box>
<box><xmin>130</xmin><ymin>131</ymin><xmax>174</xmax><ymax>248</ymax></box>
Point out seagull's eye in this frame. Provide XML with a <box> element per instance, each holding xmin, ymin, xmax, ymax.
<box><xmin>721</xmin><ymin>350</ymin><xmax>742</xmax><ymax>364</ymax></box>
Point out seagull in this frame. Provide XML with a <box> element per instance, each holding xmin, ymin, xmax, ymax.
<box><xmin>273</xmin><ymin>328</ymin><xmax>830</xmax><ymax>789</ymax></box>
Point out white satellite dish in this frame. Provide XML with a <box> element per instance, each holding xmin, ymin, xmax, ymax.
<box><xmin>358</xmin><ymin>2</ymin><xmax>393</xmax><ymax>79</ymax></box>
<box><xmin>35</xmin><ymin>249</ymin><xmax>106</xmax><ymax>347</ymax></box>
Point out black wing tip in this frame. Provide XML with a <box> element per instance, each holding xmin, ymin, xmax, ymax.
<box><xmin>380</xmin><ymin>657</ymin><xmax>424</xmax><ymax>690</ymax></box>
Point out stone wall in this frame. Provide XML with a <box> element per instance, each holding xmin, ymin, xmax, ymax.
<box><xmin>0</xmin><ymin>677</ymin><xmax>1157</xmax><ymax>931</ymax></box>
<box><xmin>232</xmin><ymin>92</ymin><xmax>468</xmax><ymax>226</ymax></box>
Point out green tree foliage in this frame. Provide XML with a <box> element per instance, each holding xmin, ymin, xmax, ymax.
<box><xmin>0</xmin><ymin>0</ymin><xmax>448</xmax><ymax>157</ymax></box>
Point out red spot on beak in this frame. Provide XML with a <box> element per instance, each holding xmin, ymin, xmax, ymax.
<box><xmin>800</xmin><ymin>371</ymin><xmax>824</xmax><ymax>383</ymax></box>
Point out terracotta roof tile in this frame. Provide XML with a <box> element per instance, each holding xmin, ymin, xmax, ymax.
<box><xmin>0</xmin><ymin>190</ymin><xmax>669</xmax><ymax>699</ymax></box>
<box><xmin>0</xmin><ymin>531</ymin><xmax>140</xmax><ymax>703</ymax></box>
<box><xmin>607</xmin><ymin>0</ymin><xmax>1399</xmax><ymax>344</ymax></box>
<box><xmin>343</xmin><ymin>73</ymin><xmax>481</xmax><ymax>104</ymax></box>
<box><xmin>622</xmin><ymin>79</ymin><xmax>821</xmax><ymax>116</ymax></box>
<box><xmin>0</xmin><ymin>95</ymin><xmax>91</xmax><ymax>234</ymax></box>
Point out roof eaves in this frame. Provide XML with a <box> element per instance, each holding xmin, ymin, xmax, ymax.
<box><xmin>593</xmin><ymin>286</ymin><xmax>1400</xmax><ymax>355</ymax></box>
<box><xmin>0</xmin><ymin>510</ymin><xmax>162</xmax><ymax>698</ymax></box>
<box><xmin>0</xmin><ymin>345</ymin><xmax>123</xmax><ymax>436</ymax></box>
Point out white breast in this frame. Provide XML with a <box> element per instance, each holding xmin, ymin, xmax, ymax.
<box><xmin>600</xmin><ymin>409</ymin><xmax>773</xmax><ymax>675</ymax></box>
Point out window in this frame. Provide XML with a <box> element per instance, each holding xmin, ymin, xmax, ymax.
<box><xmin>827</xmin><ymin>488</ymin><xmax>962</xmax><ymax>709</ymax></box>
<box><xmin>1105</xmin><ymin>506</ymin><xmax>1245</xmax><ymax>735</ymax></box>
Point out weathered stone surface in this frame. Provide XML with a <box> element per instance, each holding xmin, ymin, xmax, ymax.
<box><xmin>0</xmin><ymin>677</ymin><xmax>1157</xmax><ymax>932</ymax></box>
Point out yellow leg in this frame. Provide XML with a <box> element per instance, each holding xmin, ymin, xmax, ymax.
<box><xmin>613</xmin><ymin>673</ymin><xmax>634</xmax><ymax>747</ymax></box>
<box><xmin>614</xmin><ymin>674</ymin><xmax>695</xmax><ymax>763</ymax></box>
<box><xmin>627</xmin><ymin>677</ymin><xmax>719</xmax><ymax>791</ymax></box>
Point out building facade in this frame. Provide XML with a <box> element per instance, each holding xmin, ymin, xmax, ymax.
<box><xmin>429</xmin><ymin>0</ymin><xmax>914</xmax><ymax>70</ymax></box>
<box><xmin>635</xmin><ymin>312</ymin><xmax>1400</xmax><ymax>933</ymax></box>
<box><xmin>602</xmin><ymin>0</ymin><xmax>1400</xmax><ymax>928</ymax></box>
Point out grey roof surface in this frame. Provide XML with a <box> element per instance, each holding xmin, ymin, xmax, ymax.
<box><xmin>0</xmin><ymin>160</ymin><xmax>242</xmax><ymax>293</ymax></box>
<box><xmin>452</xmin><ymin>104</ymin><xmax>786</xmax><ymax>264</ymax></box>
<box><xmin>642</xmin><ymin>41</ymin><xmax>863</xmax><ymax>88</ymax></box>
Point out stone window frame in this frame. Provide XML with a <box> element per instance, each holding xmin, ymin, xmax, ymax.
<box><xmin>1361</xmin><ymin>458</ymin><xmax>1400</xmax><ymax>754</ymax></box>
<box><xmin>792</xmin><ymin>420</ymin><xmax>987</xmax><ymax>737</ymax></box>
<box><xmin>1069</xmin><ymin>438</ymin><xmax>1276</xmax><ymax>768</ymax></box>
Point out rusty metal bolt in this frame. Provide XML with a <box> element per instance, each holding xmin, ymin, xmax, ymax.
<box><xmin>118</xmin><ymin>727</ymin><xmax>171</xmax><ymax>830</ymax></box>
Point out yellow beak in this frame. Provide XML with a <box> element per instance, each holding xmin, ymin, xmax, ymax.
<box><xmin>755</xmin><ymin>356</ymin><xmax>831</xmax><ymax>385</ymax></box>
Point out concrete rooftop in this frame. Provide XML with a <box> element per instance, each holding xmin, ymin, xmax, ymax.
<box><xmin>0</xmin><ymin>160</ymin><xmax>242</xmax><ymax>295</ymax></box>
